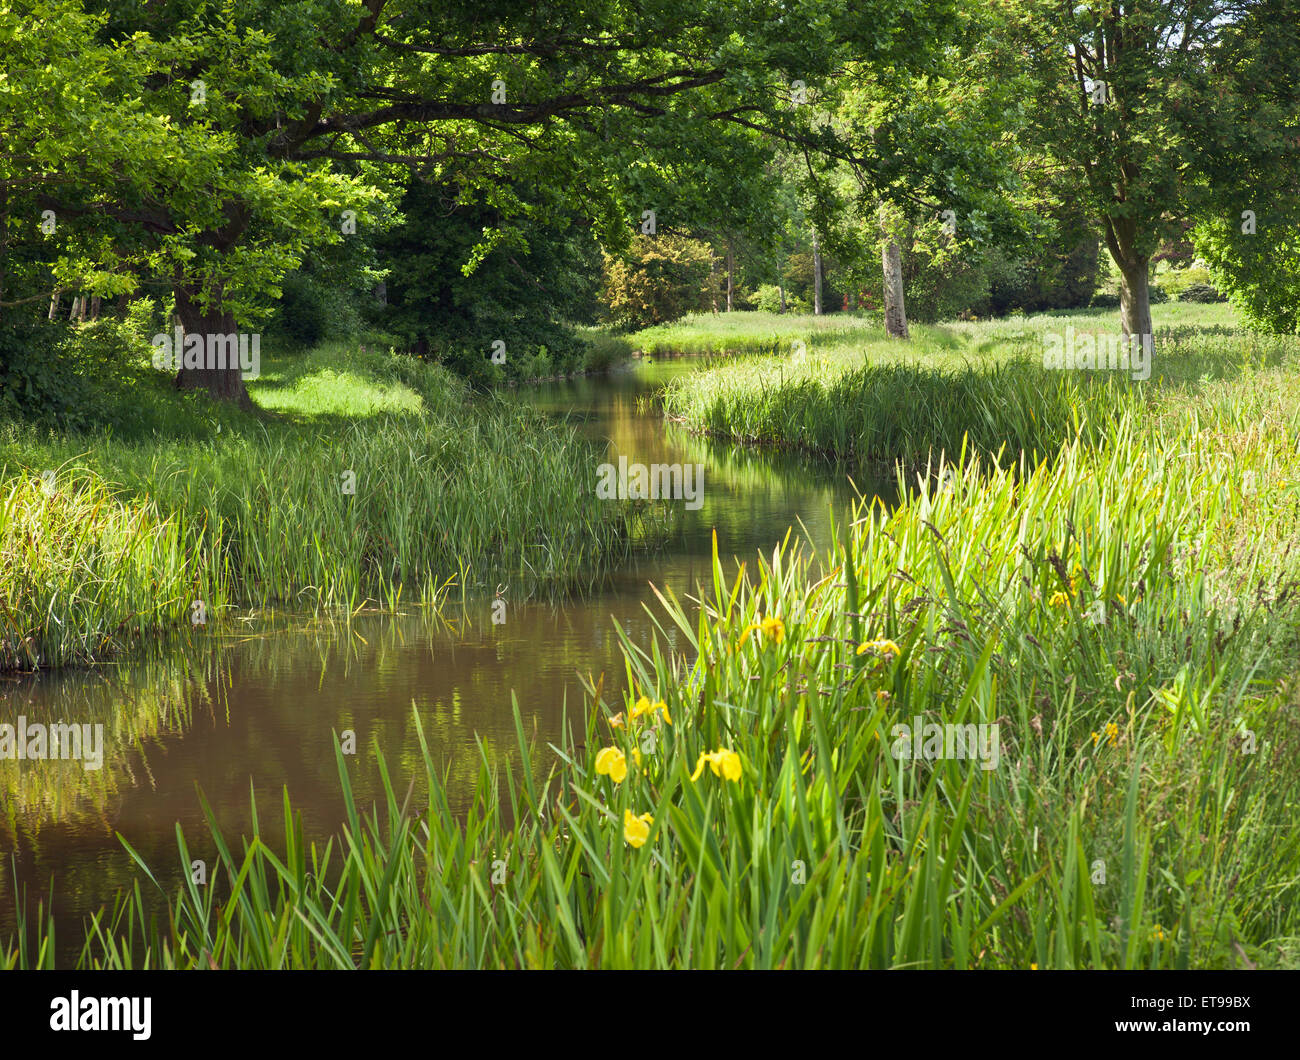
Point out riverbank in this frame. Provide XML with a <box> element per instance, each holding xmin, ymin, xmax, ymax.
<box><xmin>12</xmin><ymin>325</ymin><xmax>1300</xmax><ymax>967</ymax></box>
<box><xmin>658</xmin><ymin>304</ymin><xmax>1293</xmax><ymax>465</ymax></box>
<box><xmin>1</xmin><ymin>338</ymin><xmax>634</xmax><ymax>671</ymax></box>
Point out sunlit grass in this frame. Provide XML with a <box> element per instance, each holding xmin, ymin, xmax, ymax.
<box><xmin>14</xmin><ymin>354</ymin><xmax>1300</xmax><ymax>968</ymax></box>
<box><xmin>0</xmin><ymin>340</ymin><xmax>633</xmax><ymax>670</ymax></box>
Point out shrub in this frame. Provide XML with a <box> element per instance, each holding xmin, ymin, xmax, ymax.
<box><xmin>1179</xmin><ymin>282</ymin><xmax>1226</xmax><ymax>303</ymax></box>
<box><xmin>601</xmin><ymin>235</ymin><xmax>719</xmax><ymax>330</ymax></box>
<box><xmin>0</xmin><ymin>322</ymin><xmax>85</xmax><ymax>428</ymax></box>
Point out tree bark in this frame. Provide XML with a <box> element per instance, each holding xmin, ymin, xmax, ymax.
<box><xmin>48</xmin><ymin>287</ymin><xmax>61</xmax><ymax>321</ymax></box>
<box><xmin>811</xmin><ymin>227</ymin><xmax>823</xmax><ymax>315</ymax></box>
<box><xmin>1117</xmin><ymin>256</ymin><xmax>1153</xmax><ymax>342</ymax></box>
<box><xmin>174</xmin><ymin>283</ymin><xmax>253</xmax><ymax>407</ymax></box>
<box><xmin>881</xmin><ymin>207</ymin><xmax>909</xmax><ymax>340</ymax></box>
<box><xmin>1103</xmin><ymin>216</ymin><xmax>1154</xmax><ymax>347</ymax></box>
<box><xmin>778</xmin><ymin>281</ymin><xmax>786</xmax><ymax>313</ymax></box>
<box><xmin>725</xmin><ymin>235</ymin><xmax>735</xmax><ymax>312</ymax></box>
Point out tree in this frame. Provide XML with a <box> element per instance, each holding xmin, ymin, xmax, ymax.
<box><xmin>1007</xmin><ymin>0</ymin><xmax>1300</xmax><ymax>346</ymax></box>
<box><xmin>12</xmin><ymin>0</ymin><xmax>959</xmax><ymax>403</ymax></box>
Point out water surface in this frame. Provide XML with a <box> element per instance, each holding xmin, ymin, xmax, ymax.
<box><xmin>0</xmin><ymin>355</ymin><xmax>891</xmax><ymax>963</ymax></box>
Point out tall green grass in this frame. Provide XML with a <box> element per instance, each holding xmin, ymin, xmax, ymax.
<box><xmin>658</xmin><ymin>306</ymin><xmax>1299</xmax><ymax>466</ymax></box>
<box><xmin>14</xmin><ymin>361</ymin><xmax>1300</xmax><ymax>968</ymax></box>
<box><xmin>1</xmin><ymin>342</ymin><xmax>633</xmax><ymax>670</ymax></box>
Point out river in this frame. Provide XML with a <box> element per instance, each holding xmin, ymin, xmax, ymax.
<box><xmin>0</xmin><ymin>355</ymin><xmax>891</xmax><ymax>965</ymax></box>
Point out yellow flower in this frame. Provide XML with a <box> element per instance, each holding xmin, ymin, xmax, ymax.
<box><xmin>608</xmin><ymin>712</ymin><xmax>625</xmax><ymax>729</ymax></box>
<box><xmin>630</xmin><ymin>695</ymin><xmax>671</xmax><ymax>726</ymax></box>
<box><xmin>1115</xmin><ymin>594</ymin><xmax>1127</xmax><ymax>606</ymax></box>
<box><xmin>876</xmin><ymin>690</ymin><xmax>891</xmax><ymax>703</ymax></box>
<box><xmin>690</xmin><ymin>748</ymin><xmax>742</xmax><ymax>783</ymax></box>
<box><xmin>623</xmin><ymin>809</ymin><xmax>653</xmax><ymax>848</ymax></box>
<box><xmin>1104</xmin><ymin>721</ymin><xmax>1119</xmax><ymax>747</ymax></box>
<box><xmin>739</xmin><ymin>616</ymin><xmax>784</xmax><ymax>648</ymax></box>
<box><xmin>595</xmin><ymin>746</ymin><xmax>627</xmax><ymax>783</ymax></box>
<box><xmin>1152</xmin><ymin>924</ymin><xmax>1165</xmax><ymax>942</ymax></box>
<box><xmin>1030</xmin><ymin>963</ymin><xmax>1038</xmax><ymax>970</ymax></box>
<box><xmin>856</xmin><ymin>638</ymin><xmax>901</xmax><ymax>660</ymax></box>
<box><xmin>631</xmin><ymin>747</ymin><xmax>642</xmax><ymax>767</ymax></box>
<box><xmin>1049</xmin><ymin>591</ymin><xmax>1069</xmax><ymax>608</ymax></box>
<box><xmin>1091</xmin><ymin>730</ymin><xmax>1099</xmax><ymax>746</ymax></box>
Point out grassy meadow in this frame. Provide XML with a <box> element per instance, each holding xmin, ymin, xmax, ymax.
<box><xmin>9</xmin><ymin>303</ymin><xmax>1300</xmax><ymax>968</ymax></box>
<box><xmin>658</xmin><ymin>304</ymin><xmax>1289</xmax><ymax>464</ymax></box>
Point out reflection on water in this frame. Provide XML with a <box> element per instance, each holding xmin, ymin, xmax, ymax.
<box><xmin>0</xmin><ymin>355</ymin><xmax>894</xmax><ymax>964</ymax></box>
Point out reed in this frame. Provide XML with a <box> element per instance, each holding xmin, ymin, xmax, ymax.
<box><xmin>0</xmin><ymin>343</ymin><xmax>632</xmax><ymax>671</ymax></box>
<box><xmin>14</xmin><ymin>358</ymin><xmax>1300</xmax><ymax>968</ymax></box>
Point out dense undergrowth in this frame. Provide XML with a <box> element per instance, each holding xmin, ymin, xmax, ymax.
<box><xmin>10</xmin><ymin>319</ymin><xmax>1300</xmax><ymax>966</ymax></box>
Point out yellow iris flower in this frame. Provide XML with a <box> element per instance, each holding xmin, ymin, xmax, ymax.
<box><xmin>623</xmin><ymin>809</ymin><xmax>653</xmax><ymax>848</ymax></box>
<box><xmin>690</xmin><ymin>748</ymin><xmax>742</xmax><ymax>783</ymax></box>
<box><xmin>630</xmin><ymin>695</ymin><xmax>672</xmax><ymax>725</ymax></box>
<box><xmin>595</xmin><ymin>746</ymin><xmax>627</xmax><ymax>783</ymax></box>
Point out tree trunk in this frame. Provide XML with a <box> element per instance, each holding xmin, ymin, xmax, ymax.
<box><xmin>811</xmin><ymin>228</ymin><xmax>823</xmax><ymax>315</ymax></box>
<box><xmin>881</xmin><ymin>207</ymin><xmax>909</xmax><ymax>340</ymax></box>
<box><xmin>778</xmin><ymin>282</ymin><xmax>786</xmax><ymax>313</ymax></box>
<box><xmin>1118</xmin><ymin>255</ymin><xmax>1153</xmax><ymax>342</ymax></box>
<box><xmin>90</xmin><ymin>294</ymin><xmax>101</xmax><ymax>321</ymax></box>
<box><xmin>48</xmin><ymin>288</ymin><xmax>61</xmax><ymax>321</ymax></box>
<box><xmin>725</xmin><ymin>235</ymin><xmax>735</xmax><ymax>312</ymax></box>
<box><xmin>1103</xmin><ymin>215</ymin><xmax>1155</xmax><ymax>349</ymax></box>
<box><xmin>174</xmin><ymin>284</ymin><xmax>253</xmax><ymax>407</ymax></box>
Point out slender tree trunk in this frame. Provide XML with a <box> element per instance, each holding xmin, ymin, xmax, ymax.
<box><xmin>48</xmin><ymin>287</ymin><xmax>61</xmax><ymax>321</ymax></box>
<box><xmin>90</xmin><ymin>295</ymin><xmax>101</xmax><ymax>321</ymax></box>
<box><xmin>1118</xmin><ymin>256</ymin><xmax>1153</xmax><ymax>341</ymax></box>
<box><xmin>174</xmin><ymin>283</ymin><xmax>252</xmax><ymax>406</ymax></box>
<box><xmin>880</xmin><ymin>206</ymin><xmax>909</xmax><ymax>339</ymax></box>
<box><xmin>1103</xmin><ymin>217</ymin><xmax>1154</xmax><ymax>347</ymax></box>
<box><xmin>811</xmin><ymin>228</ymin><xmax>823</xmax><ymax>315</ymax></box>
<box><xmin>778</xmin><ymin>282</ymin><xmax>786</xmax><ymax>313</ymax></box>
<box><xmin>725</xmin><ymin>235</ymin><xmax>735</xmax><ymax>312</ymax></box>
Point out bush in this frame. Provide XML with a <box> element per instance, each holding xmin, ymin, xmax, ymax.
<box><xmin>601</xmin><ymin>235</ymin><xmax>719</xmax><ymax>330</ymax></box>
<box><xmin>1179</xmin><ymin>283</ymin><xmax>1226</xmax><ymax>303</ymax></box>
<box><xmin>751</xmin><ymin>284</ymin><xmax>785</xmax><ymax>313</ymax></box>
<box><xmin>1089</xmin><ymin>292</ymin><xmax>1121</xmax><ymax>309</ymax></box>
<box><xmin>1148</xmin><ymin>285</ymin><xmax>1169</xmax><ymax>303</ymax></box>
<box><xmin>0</xmin><ymin>321</ymin><xmax>84</xmax><ymax>428</ymax></box>
<box><xmin>1155</xmin><ymin>263</ymin><xmax>1215</xmax><ymax>299</ymax></box>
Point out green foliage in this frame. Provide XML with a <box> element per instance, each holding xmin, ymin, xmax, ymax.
<box><xmin>1179</xmin><ymin>283</ymin><xmax>1226</xmax><ymax>304</ymax></box>
<box><xmin>14</xmin><ymin>336</ymin><xmax>1300</xmax><ymax>966</ymax></box>
<box><xmin>1194</xmin><ymin>213</ymin><xmax>1300</xmax><ymax>330</ymax></box>
<box><xmin>601</xmin><ymin>235</ymin><xmax>719</xmax><ymax>330</ymax></box>
<box><xmin>0</xmin><ymin>339</ymin><xmax>639</xmax><ymax>669</ymax></box>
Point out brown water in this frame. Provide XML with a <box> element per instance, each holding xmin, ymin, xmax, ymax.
<box><xmin>0</xmin><ymin>357</ymin><xmax>891</xmax><ymax>964</ymax></box>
